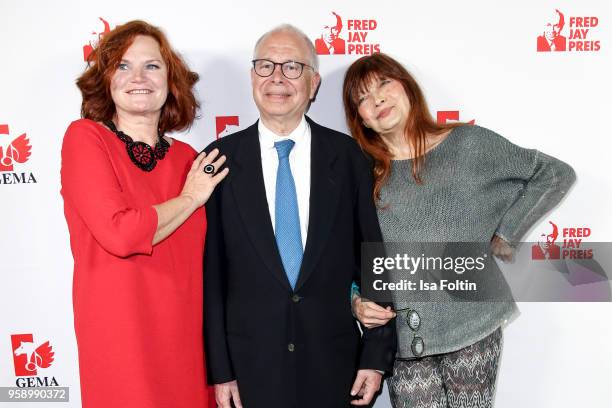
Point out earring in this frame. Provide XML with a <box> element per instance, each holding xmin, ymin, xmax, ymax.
<box><xmin>362</xmin><ymin>121</ymin><xmax>369</xmax><ymax>128</ymax></box>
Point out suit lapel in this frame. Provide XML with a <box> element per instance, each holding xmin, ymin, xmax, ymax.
<box><xmin>231</xmin><ymin>121</ymin><xmax>291</xmax><ymax>291</ymax></box>
<box><xmin>295</xmin><ymin>118</ymin><xmax>341</xmax><ymax>291</ymax></box>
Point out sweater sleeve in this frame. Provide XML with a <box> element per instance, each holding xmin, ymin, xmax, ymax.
<box><xmin>490</xmin><ymin>130</ymin><xmax>576</xmax><ymax>244</ymax></box>
<box><xmin>60</xmin><ymin>120</ymin><xmax>158</xmax><ymax>257</ymax></box>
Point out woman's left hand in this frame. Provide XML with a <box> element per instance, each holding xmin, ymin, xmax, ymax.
<box><xmin>180</xmin><ymin>149</ymin><xmax>229</xmax><ymax>208</ymax></box>
<box><xmin>491</xmin><ymin>235</ymin><xmax>514</xmax><ymax>263</ymax></box>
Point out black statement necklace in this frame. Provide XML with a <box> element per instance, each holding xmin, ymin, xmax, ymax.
<box><xmin>104</xmin><ymin>120</ymin><xmax>170</xmax><ymax>172</ymax></box>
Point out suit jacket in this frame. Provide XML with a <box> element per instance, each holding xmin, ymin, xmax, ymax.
<box><xmin>203</xmin><ymin>117</ymin><xmax>396</xmax><ymax>408</ymax></box>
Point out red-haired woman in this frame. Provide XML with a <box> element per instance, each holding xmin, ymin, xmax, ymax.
<box><xmin>61</xmin><ymin>21</ymin><xmax>227</xmax><ymax>408</ymax></box>
<box><xmin>343</xmin><ymin>53</ymin><xmax>575</xmax><ymax>408</ymax></box>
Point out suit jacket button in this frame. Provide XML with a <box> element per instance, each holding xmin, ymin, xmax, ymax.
<box><xmin>288</xmin><ymin>343</ymin><xmax>295</xmax><ymax>352</ymax></box>
<box><xmin>291</xmin><ymin>294</ymin><xmax>301</xmax><ymax>303</ymax></box>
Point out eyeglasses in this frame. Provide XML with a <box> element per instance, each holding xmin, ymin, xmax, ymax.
<box><xmin>252</xmin><ymin>59</ymin><xmax>315</xmax><ymax>79</ymax></box>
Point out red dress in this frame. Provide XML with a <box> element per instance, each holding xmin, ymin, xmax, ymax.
<box><xmin>61</xmin><ymin>119</ymin><xmax>211</xmax><ymax>408</ymax></box>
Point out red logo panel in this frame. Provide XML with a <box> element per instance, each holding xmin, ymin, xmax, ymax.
<box><xmin>314</xmin><ymin>12</ymin><xmax>380</xmax><ymax>55</ymax></box>
<box><xmin>215</xmin><ymin>116</ymin><xmax>240</xmax><ymax>139</ymax></box>
<box><xmin>537</xmin><ymin>9</ymin><xmax>600</xmax><ymax>52</ymax></box>
<box><xmin>83</xmin><ymin>17</ymin><xmax>111</xmax><ymax>61</ymax></box>
<box><xmin>11</xmin><ymin>334</ymin><xmax>54</xmax><ymax>377</ymax></box>
<box><xmin>532</xmin><ymin>221</ymin><xmax>561</xmax><ymax>260</ymax></box>
<box><xmin>0</xmin><ymin>124</ymin><xmax>32</xmax><ymax>172</ymax></box>
<box><xmin>436</xmin><ymin>111</ymin><xmax>475</xmax><ymax>125</ymax></box>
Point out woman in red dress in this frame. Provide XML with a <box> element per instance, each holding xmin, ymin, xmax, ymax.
<box><xmin>61</xmin><ymin>21</ymin><xmax>227</xmax><ymax>408</ymax></box>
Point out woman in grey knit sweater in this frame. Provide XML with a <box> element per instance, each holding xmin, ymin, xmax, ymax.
<box><xmin>342</xmin><ymin>53</ymin><xmax>575</xmax><ymax>408</ymax></box>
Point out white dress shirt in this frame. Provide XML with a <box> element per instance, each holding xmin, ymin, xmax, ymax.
<box><xmin>258</xmin><ymin>116</ymin><xmax>311</xmax><ymax>250</ymax></box>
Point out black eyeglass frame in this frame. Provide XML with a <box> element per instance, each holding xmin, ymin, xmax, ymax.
<box><xmin>251</xmin><ymin>59</ymin><xmax>315</xmax><ymax>79</ymax></box>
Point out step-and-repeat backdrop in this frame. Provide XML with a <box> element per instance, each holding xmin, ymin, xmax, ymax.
<box><xmin>1</xmin><ymin>1</ymin><xmax>611</xmax><ymax>407</ymax></box>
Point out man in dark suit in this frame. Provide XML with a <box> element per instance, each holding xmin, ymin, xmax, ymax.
<box><xmin>204</xmin><ymin>24</ymin><xmax>396</xmax><ymax>408</ymax></box>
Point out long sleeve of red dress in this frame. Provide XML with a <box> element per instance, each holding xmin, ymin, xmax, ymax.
<box><xmin>61</xmin><ymin>120</ymin><xmax>158</xmax><ymax>257</ymax></box>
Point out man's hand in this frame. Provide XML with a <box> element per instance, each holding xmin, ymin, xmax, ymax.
<box><xmin>350</xmin><ymin>369</ymin><xmax>383</xmax><ymax>405</ymax></box>
<box><xmin>352</xmin><ymin>295</ymin><xmax>396</xmax><ymax>328</ymax></box>
<box><xmin>214</xmin><ymin>380</ymin><xmax>242</xmax><ymax>408</ymax></box>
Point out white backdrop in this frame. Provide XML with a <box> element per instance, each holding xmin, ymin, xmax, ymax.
<box><xmin>1</xmin><ymin>0</ymin><xmax>611</xmax><ymax>407</ymax></box>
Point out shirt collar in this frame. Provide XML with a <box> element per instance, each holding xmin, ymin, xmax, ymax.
<box><xmin>258</xmin><ymin>116</ymin><xmax>308</xmax><ymax>149</ymax></box>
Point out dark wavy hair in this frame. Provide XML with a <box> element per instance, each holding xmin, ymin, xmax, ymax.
<box><xmin>342</xmin><ymin>53</ymin><xmax>461</xmax><ymax>201</ymax></box>
<box><xmin>76</xmin><ymin>20</ymin><xmax>199</xmax><ymax>133</ymax></box>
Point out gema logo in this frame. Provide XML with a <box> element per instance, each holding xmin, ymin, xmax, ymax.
<box><xmin>314</xmin><ymin>11</ymin><xmax>380</xmax><ymax>56</ymax></box>
<box><xmin>0</xmin><ymin>124</ymin><xmax>37</xmax><ymax>185</ymax></box>
<box><xmin>537</xmin><ymin>9</ymin><xmax>601</xmax><ymax>52</ymax></box>
<box><xmin>83</xmin><ymin>17</ymin><xmax>111</xmax><ymax>61</ymax></box>
<box><xmin>215</xmin><ymin>116</ymin><xmax>240</xmax><ymax>139</ymax></box>
<box><xmin>10</xmin><ymin>334</ymin><xmax>59</xmax><ymax>387</ymax></box>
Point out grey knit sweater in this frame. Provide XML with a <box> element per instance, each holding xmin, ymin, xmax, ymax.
<box><xmin>377</xmin><ymin>125</ymin><xmax>576</xmax><ymax>358</ymax></box>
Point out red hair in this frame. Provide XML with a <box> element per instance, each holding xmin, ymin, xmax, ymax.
<box><xmin>76</xmin><ymin>20</ymin><xmax>199</xmax><ymax>133</ymax></box>
<box><xmin>342</xmin><ymin>53</ymin><xmax>461</xmax><ymax>201</ymax></box>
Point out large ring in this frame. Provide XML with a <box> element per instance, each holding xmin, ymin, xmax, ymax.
<box><xmin>203</xmin><ymin>164</ymin><xmax>215</xmax><ymax>174</ymax></box>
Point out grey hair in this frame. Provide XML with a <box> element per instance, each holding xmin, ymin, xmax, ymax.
<box><xmin>253</xmin><ymin>24</ymin><xmax>319</xmax><ymax>72</ymax></box>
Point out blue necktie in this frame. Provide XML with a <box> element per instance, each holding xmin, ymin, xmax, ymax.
<box><xmin>274</xmin><ymin>140</ymin><xmax>303</xmax><ymax>290</ymax></box>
